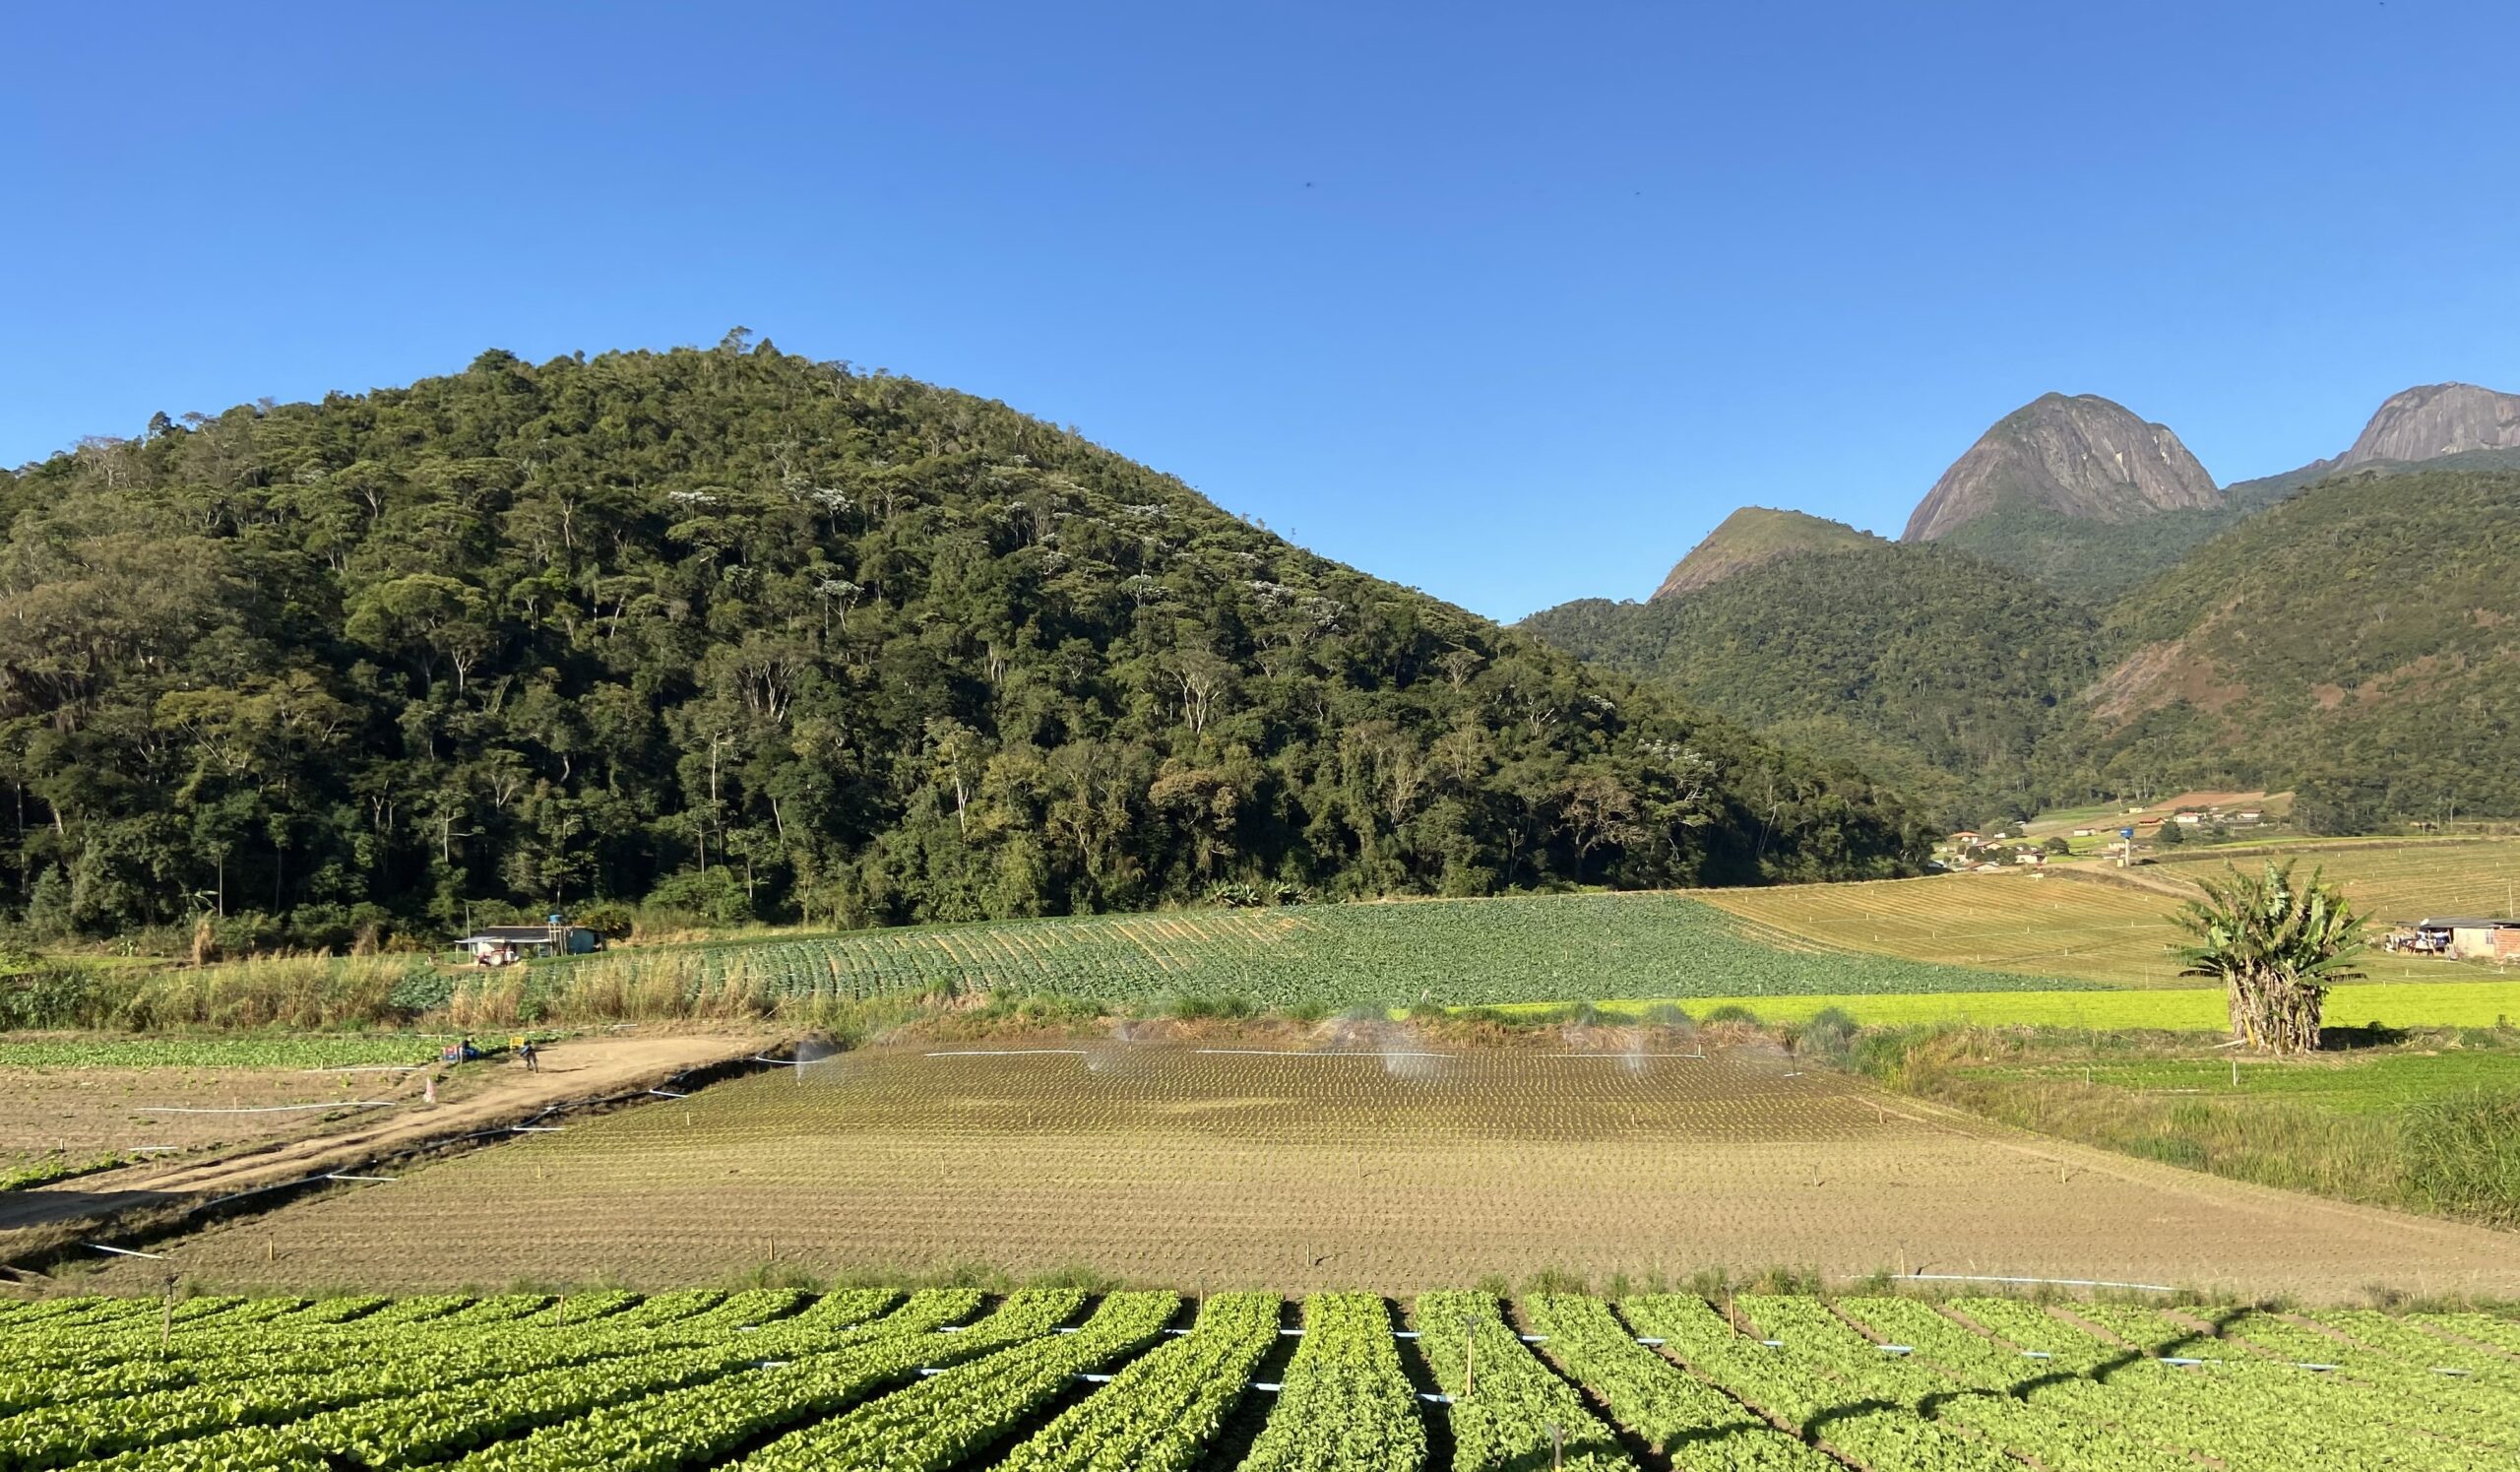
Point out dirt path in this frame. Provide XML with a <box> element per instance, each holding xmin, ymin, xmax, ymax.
<box><xmin>0</xmin><ymin>1032</ymin><xmax>774</xmax><ymax>1242</ymax></box>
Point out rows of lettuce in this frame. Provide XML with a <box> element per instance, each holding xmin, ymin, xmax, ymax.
<box><xmin>3</xmin><ymin>1286</ymin><xmax>2514</xmax><ymax>1470</ymax></box>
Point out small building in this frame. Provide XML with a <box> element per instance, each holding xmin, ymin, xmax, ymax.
<box><xmin>2413</xmin><ymin>918</ymin><xmax>2520</xmax><ymax>962</ymax></box>
<box><xmin>2234</xmin><ymin>810</ymin><xmax>2263</xmax><ymax>824</ymax></box>
<box><xmin>2174</xmin><ymin>812</ymin><xmax>2203</xmax><ymax>825</ymax></box>
<box><xmin>2072</xmin><ymin>827</ymin><xmax>2096</xmax><ymax>838</ymax></box>
<box><xmin>455</xmin><ymin>924</ymin><xmax>601</xmax><ymax>967</ymax></box>
<box><xmin>1948</xmin><ymin>830</ymin><xmax>1981</xmax><ymax>847</ymax></box>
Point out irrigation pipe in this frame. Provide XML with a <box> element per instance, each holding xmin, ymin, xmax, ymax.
<box><xmin>303</xmin><ymin>1065</ymin><xmax>425</xmax><ymax>1074</ymax></box>
<box><xmin>1903</xmin><ymin>1271</ymin><xmax>2175</xmax><ymax>1292</ymax></box>
<box><xmin>144</xmin><ymin>1102</ymin><xmax>397</xmax><ymax>1115</ymax></box>
<box><xmin>1194</xmin><ymin>1048</ymin><xmax>1458</xmax><ymax>1058</ymax></box>
<box><xmin>84</xmin><ymin>1244</ymin><xmax>168</xmax><ymax>1260</ymax></box>
<box><xmin>920</xmin><ymin>1049</ymin><xmax>1091</xmax><ymax>1057</ymax></box>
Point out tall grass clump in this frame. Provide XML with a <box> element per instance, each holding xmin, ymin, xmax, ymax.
<box><xmin>84</xmin><ymin>952</ymin><xmax>429</xmax><ymax>1031</ymax></box>
<box><xmin>2403</xmin><ymin>1088</ymin><xmax>2520</xmax><ymax>1227</ymax></box>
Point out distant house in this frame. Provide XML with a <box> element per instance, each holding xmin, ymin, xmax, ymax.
<box><xmin>2235</xmin><ymin>810</ymin><xmax>2264</xmax><ymax>824</ymax></box>
<box><xmin>1949</xmin><ymin>830</ymin><xmax>1981</xmax><ymax>846</ymax></box>
<box><xmin>2174</xmin><ymin>812</ymin><xmax>2203</xmax><ymax>825</ymax></box>
<box><xmin>2072</xmin><ymin>827</ymin><xmax>2096</xmax><ymax>838</ymax></box>
<box><xmin>455</xmin><ymin>924</ymin><xmax>601</xmax><ymax>966</ymax></box>
<box><xmin>2414</xmin><ymin>918</ymin><xmax>2520</xmax><ymax>962</ymax></box>
<box><xmin>2014</xmin><ymin>851</ymin><xmax>2044</xmax><ymax>865</ymax></box>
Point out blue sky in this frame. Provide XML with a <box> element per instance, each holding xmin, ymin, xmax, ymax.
<box><xmin>5</xmin><ymin>2</ymin><xmax>2516</xmax><ymax>619</ymax></box>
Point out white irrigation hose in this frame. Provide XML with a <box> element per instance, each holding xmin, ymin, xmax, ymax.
<box><xmin>1904</xmin><ymin>1271</ymin><xmax>2174</xmax><ymax>1292</ymax></box>
<box><xmin>144</xmin><ymin>1102</ymin><xmax>397</xmax><ymax>1115</ymax></box>
<box><xmin>920</xmin><ymin>1049</ymin><xmax>1091</xmax><ymax>1057</ymax></box>
<box><xmin>1194</xmin><ymin>1048</ymin><xmax>1458</xmax><ymax>1058</ymax></box>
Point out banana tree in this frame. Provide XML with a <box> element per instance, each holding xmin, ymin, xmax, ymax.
<box><xmin>2174</xmin><ymin>861</ymin><xmax>2364</xmax><ymax>1055</ymax></box>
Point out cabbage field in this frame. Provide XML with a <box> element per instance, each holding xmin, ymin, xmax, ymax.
<box><xmin>3</xmin><ymin>1286</ymin><xmax>2512</xmax><ymax>1470</ymax></box>
<box><xmin>535</xmin><ymin>891</ymin><xmax>2085</xmax><ymax>1013</ymax></box>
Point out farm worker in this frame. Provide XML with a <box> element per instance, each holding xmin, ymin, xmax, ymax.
<box><xmin>424</xmin><ymin>1073</ymin><xmax>438</xmax><ymax>1106</ymax></box>
<box><xmin>519</xmin><ymin>1040</ymin><xmax>539</xmax><ymax>1073</ymax></box>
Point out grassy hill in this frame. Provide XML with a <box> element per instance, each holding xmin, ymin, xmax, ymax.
<box><xmin>1647</xmin><ymin>506</ymin><xmax>1879</xmax><ymax>600</ymax></box>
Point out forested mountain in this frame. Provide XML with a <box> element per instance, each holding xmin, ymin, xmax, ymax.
<box><xmin>1529</xmin><ymin>464</ymin><xmax>2520</xmax><ymax>832</ymax></box>
<box><xmin>2073</xmin><ymin>466</ymin><xmax>2520</xmax><ymax>827</ymax></box>
<box><xmin>0</xmin><ymin>338</ymin><xmax>1929</xmax><ymax>948</ymax></box>
<box><xmin>1648</xmin><ymin>508</ymin><xmax>1879</xmax><ymax>600</ymax></box>
<box><xmin>1523</xmin><ymin>544</ymin><xmax>2097</xmax><ymax>825</ymax></box>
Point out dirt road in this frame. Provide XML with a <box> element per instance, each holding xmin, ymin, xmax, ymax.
<box><xmin>0</xmin><ymin>1032</ymin><xmax>773</xmax><ymax>1242</ymax></box>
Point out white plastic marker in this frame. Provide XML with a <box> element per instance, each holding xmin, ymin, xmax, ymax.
<box><xmin>86</xmin><ymin>1244</ymin><xmax>169</xmax><ymax>1260</ymax></box>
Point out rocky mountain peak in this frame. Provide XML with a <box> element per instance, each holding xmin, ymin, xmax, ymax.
<box><xmin>1901</xmin><ymin>393</ymin><xmax>2218</xmax><ymax>543</ymax></box>
<box><xmin>2335</xmin><ymin>382</ymin><xmax>2520</xmax><ymax>469</ymax></box>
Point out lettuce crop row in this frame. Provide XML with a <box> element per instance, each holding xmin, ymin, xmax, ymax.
<box><xmin>1522</xmin><ymin>1294</ymin><xmax>1828</xmax><ymax>1468</ymax></box>
<box><xmin>1414</xmin><ymin>1291</ymin><xmax>1630</xmax><ymax>1472</ymax></box>
<box><xmin>998</xmin><ymin>1291</ymin><xmax>1279</xmax><ymax>1472</ymax></box>
<box><xmin>736</xmin><ymin>1291</ymin><xmax>1177</xmax><ymax>1472</ymax></box>
<box><xmin>1234</xmin><ymin>1292</ymin><xmax>1427</xmax><ymax>1472</ymax></box>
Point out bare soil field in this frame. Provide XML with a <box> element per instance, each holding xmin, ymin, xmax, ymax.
<box><xmin>76</xmin><ymin>1034</ymin><xmax>2520</xmax><ymax>1302</ymax></box>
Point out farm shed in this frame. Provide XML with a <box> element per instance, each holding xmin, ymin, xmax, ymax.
<box><xmin>2412</xmin><ymin>917</ymin><xmax>2520</xmax><ymax>962</ymax></box>
<box><xmin>455</xmin><ymin>924</ymin><xmax>601</xmax><ymax>966</ymax></box>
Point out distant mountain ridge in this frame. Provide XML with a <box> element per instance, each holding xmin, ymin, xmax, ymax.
<box><xmin>1650</xmin><ymin>507</ymin><xmax>1879</xmax><ymax>600</ymax></box>
<box><xmin>1526</xmin><ymin>380</ymin><xmax>2520</xmax><ymax>828</ymax></box>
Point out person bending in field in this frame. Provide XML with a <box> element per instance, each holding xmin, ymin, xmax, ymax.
<box><xmin>519</xmin><ymin>1040</ymin><xmax>539</xmax><ymax>1072</ymax></box>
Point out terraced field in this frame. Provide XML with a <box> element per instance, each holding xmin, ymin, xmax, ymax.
<box><xmin>85</xmin><ymin>1043</ymin><xmax>2520</xmax><ymax>1299</ymax></box>
<box><xmin>3</xmin><ymin>1286</ymin><xmax>2514</xmax><ymax>1470</ymax></box>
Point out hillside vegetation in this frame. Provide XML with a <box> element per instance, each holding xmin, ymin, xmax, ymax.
<box><xmin>0</xmin><ymin>338</ymin><xmax>1928</xmax><ymax>950</ymax></box>
<box><xmin>1523</xmin><ymin>543</ymin><xmax>2099</xmax><ymax>820</ymax></box>
<box><xmin>2080</xmin><ymin>467</ymin><xmax>2520</xmax><ymax>823</ymax></box>
<box><xmin>1530</xmin><ymin>468</ymin><xmax>2520</xmax><ymax>829</ymax></box>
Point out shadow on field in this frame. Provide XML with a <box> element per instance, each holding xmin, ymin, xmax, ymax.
<box><xmin>0</xmin><ymin>1187</ymin><xmax>188</xmax><ymax>1233</ymax></box>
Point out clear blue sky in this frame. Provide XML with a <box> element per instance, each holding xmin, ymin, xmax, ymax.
<box><xmin>6</xmin><ymin>2</ymin><xmax>2515</xmax><ymax>619</ymax></box>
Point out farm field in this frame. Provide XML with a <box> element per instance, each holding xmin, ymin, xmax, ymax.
<box><xmin>2</xmin><ymin>1286</ymin><xmax>2516</xmax><ymax>1471</ymax></box>
<box><xmin>1701</xmin><ymin>853</ymin><xmax>2520</xmax><ymax>990</ymax></box>
<box><xmin>80</xmin><ymin>1041</ymin><xmax>2520</xmax><ymax>1300</ymax></box>
<box><xmin>528</xmin><ymin>891</ymin><xmax>2083</xmax><ymax>1013</ymax></box>
<box><xmin>2151</xmin><ymin>835</ymin><xmax>2520</xmax><ymax>922</ymax></box>
<box><xmin>1489</xmin><ymin>980</ymin><xmax>2520</xmax><ymax>1030</ymax></box>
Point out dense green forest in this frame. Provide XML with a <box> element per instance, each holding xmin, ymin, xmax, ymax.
<box><xmin>1525</xmin><ymin>468</ymin><xmax>2520</xmax><ymax>832</ymax></box>
<box><xmin>1523</xmin><ymin>545</ymin><xmax>2099</xmax><ymax>824</ymax></box>
<box><xmin>0</xmin><ymin>337</ymin><xmax>1928</xmax><ymax>949</ymax></box>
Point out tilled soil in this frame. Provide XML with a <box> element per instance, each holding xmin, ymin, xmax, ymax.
<box><xmin>73</xmin><ymin>1038</ymin><xmax>2520</xmax><ymax>1300</ymax></box>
